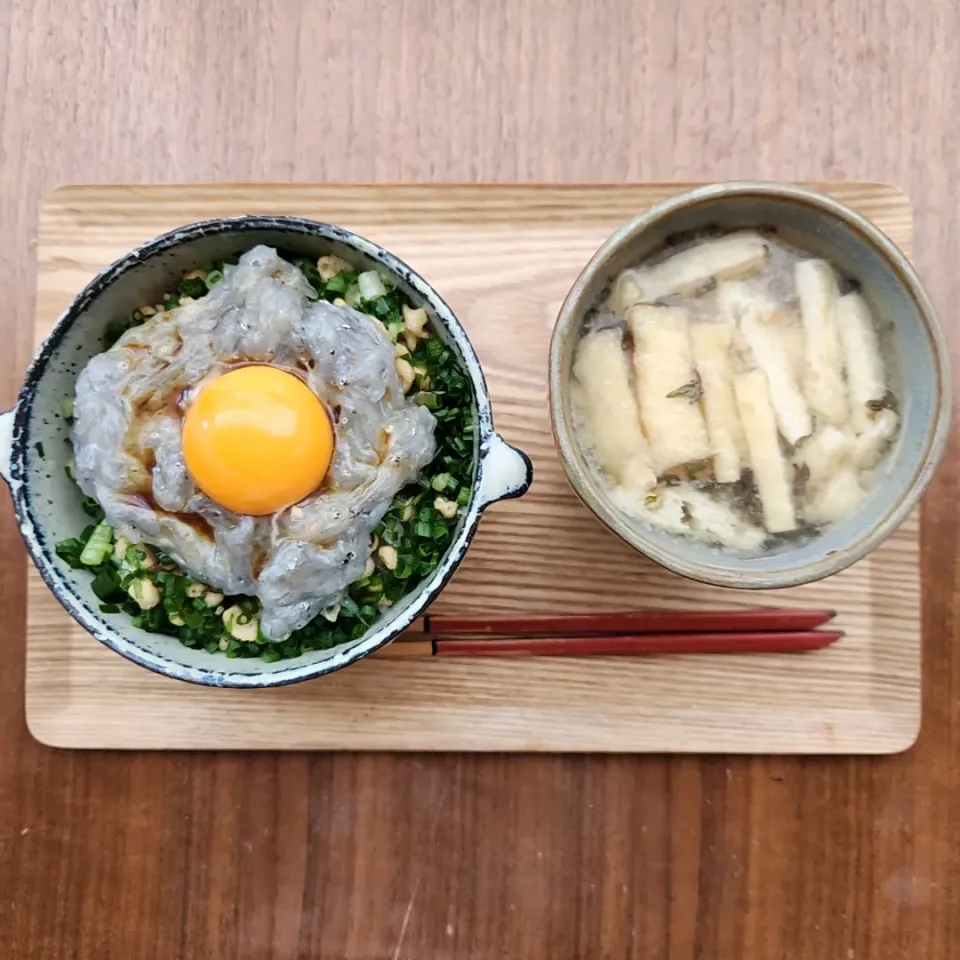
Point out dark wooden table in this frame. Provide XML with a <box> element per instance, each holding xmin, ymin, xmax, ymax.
<box><xmin>2</xmin><ymin>1</ymin><xmax>958</xmax><ymax>956</ymax></box>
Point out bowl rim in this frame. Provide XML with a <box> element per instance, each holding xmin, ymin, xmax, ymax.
<box><xmin>549</xmin><ymin>181</ymin><xmax>952</xmax><ymax>589</ymax></box>
<box><xmin>10</xmin><ymin>214</ymin><xmax>513</xmax><ymax>686</ymax></box>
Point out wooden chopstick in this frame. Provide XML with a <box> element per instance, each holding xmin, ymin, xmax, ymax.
<box><xmin>376</xmin><ymin>630</ymin><xmax>843</xmax><ymax>658</ymax></box>
<box><xmin>423</xmin><ymin>608</ymin><xmax>836</xmax><ymax>637</ymax></box>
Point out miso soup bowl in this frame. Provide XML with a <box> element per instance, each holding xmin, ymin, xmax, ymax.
<box><xmin>0</xmin><ymin>216</ymin><xmax>532</xmax><ymax>687</ymax></box>
<box><xmin>549</xmin><ymin>182</ymin><xmax>951</xmax><ymax>589</ymax></box>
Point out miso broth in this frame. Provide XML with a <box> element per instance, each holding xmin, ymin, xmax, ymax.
<box><xmin>571</xmin><ymin>230</ymin><xmax>899</xmax><ymax>551</ymax></box>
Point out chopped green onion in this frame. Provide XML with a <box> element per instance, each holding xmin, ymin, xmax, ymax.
<box><xmin>55</xmin><ymin>538</ymin><xmax>85</xmax><ymax>569</ymax></box>
<box><xmin>431</xmin><ymin>473</ymin><xmax>454</xmax><ymax>492</ymax></box>
<box><xmin>366</xmin><ymin>296</ymin><xmax>395</xmax><ymax>321</ymax></box>
<box><xmin>59</xmin><ymin>396</ymin><xmax>75</xmax><ymax>419</ymax></box>
<box><xmin>381</xmin><ymin>524</ymin><xmax>402</xmax><ymax>546</ymax></box>
<box><xmin>355</xmin><ymin>577</ymin><xmax>384</xmax><ymax>601</ymax></box>
<box><xmin>204</xmin><ymin>269</ymin><xmax>224</xmax><ymax>289</ymax></box>
<box><xmin>344</xmin><ymin>283</ymin><xmax>361</xmax><ymax>307</ymax></box>
<box><xmin>415</xmin><ymin>519</ymin><xmax>432</xmax><ymax>538</ymax></box>
<box><xmin>79</xmin><ymin>521</ymin><xmax>113</xmax><ymax>566</ymax></box>
<box><xmin>179</xmin><ymin>277</ymin><xmax>207</xmax><ymax>299</ymax></box>
<box><xmin>182</xmin><ymin>606</ymin><xmax>204</xmax><ymax>629</ymax></box>
<box><xmin>125</xmin><ymin>544</ymin><xmax>147</xmax><ymax>568</ymax></box>
<box><xmin>423</xmin><ymin>339</ymin><xmax>445</xmax><ymax>361</ymax></box>
<box><xmin>324</xmin><ymin>271</ymin><xmax>352</xmax><ymax>294</ymax></box>
<box><xmin>91</xmin><ymin>568</ymin><xmax>125</xmax><ymax>603</ymax></box>
<box><xmin>385</xmin><ymin>318</ymin><xmax>405</xmax><ymax>341</ymax></box>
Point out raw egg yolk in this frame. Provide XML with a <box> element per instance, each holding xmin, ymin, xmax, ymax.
<box><xmin>182</xmin><ymin>365</ymin><xmax>333</xmax><ymax>516</ymax></box>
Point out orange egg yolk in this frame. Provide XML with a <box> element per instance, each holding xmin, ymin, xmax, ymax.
<box><xmin>182</xmin><ymin>365</ymin><xmax>334</xmax><ymax>516</ymax></box>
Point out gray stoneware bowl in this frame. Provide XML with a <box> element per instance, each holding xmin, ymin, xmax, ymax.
<box><xmin>549</xmin><ymin>182</ymin><xmax>951</xmax><ymax>589</ymax></box>
<box><xmin>0</xmin><ymin>216</ymin><xmax>532</xmax><ymax>686</ymax></box>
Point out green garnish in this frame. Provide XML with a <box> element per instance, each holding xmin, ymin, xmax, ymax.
<box><xmin>59</xmin><ymin>396</ymin><xmax>74</xmax><ymax>420</ymax></box>
<box><xmin>179</xmin><ymin>277</ymin><xmax>207</xmax><ymax>299</ymax></box>
<box><xmin>91</xmin><ymin>567</ymin><xmax>126</xmax><ymax>604</ymax></box>
<box><xmin>81</xmin><ymin>496</ymin><xmax>105</xmax><ymax>520</ymax></box>
<box><xmin>323</xmin><ymin>270</ymin><xmax>356</xmax><ymax>295</ymax></box>
<box><xmin>666</xmin><ymin>378</ymin><xmax>703</xmax><ymax>402</ymax></box>
<box><xmin>385</xmin><ymin>318</ymin><xmax>405</xmax><ymax>341</ymax></box>
<box><xmin>55</xmin><ymin>538</ymin><xmax>85</xmax><ymax>569</ymax></box>
<box><xmin>79</xmin><ymin>521</ymin><xmax>113</xmax><ymax>566</ymax></box>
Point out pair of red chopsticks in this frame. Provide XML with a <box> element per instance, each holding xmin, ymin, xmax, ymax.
<box><xmin>378</xmin><ymin>609</ymin><xmax>841</xmax><ymax>658</ymax></box>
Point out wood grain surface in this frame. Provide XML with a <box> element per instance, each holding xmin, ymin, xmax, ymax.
<box><xmin>27</xmin><ymin>182</ymin><xmax>921</xmax><ymax>754</ymax></box>
<box><xmin>2</xmin><ymin>1</ymin><xmax>959</xmax><ymax>958</ymax></box>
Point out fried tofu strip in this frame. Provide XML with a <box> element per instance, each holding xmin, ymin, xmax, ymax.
<box><xmin>836</xmin><ymin>292</ymin><xmax>888</xmax><ymax>434</ymax></box>
<box><xmin>690</xmin><ymin>322</ymin><xmax>744</xmax><ymax>482</ymax></box>
<box><xmin>796</xmin><ymin>259</ymin><xmax>848</xmax><ymax>427</ymax></box>
<box><xmin>572</xmin><ymin>329</ymin><xmax>656</xmax><ymax>492</ymax></box>
<box><xmin>614</xmin><ymin>232</ymin><xmax>770</xmax><ymax>311</ymax></box>
<box><xmin>734</xmin><ymin>369</ymin><xmax>797</xmax><ymax>533</ymax></box>
<box><xmin>720</xmin><ymin>282</ymin><xmax>812</xmax><ymax>445</ymax></box>
<box><xmin>627</xmin><ymin>304</ymin><xmax>712</xmax><ymax>473</ymax></box>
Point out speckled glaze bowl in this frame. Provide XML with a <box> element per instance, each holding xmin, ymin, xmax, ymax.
<box><xmin>550</xmin><ymin>182</ymin><xmax>951</xmax><ymax>589</ymax></box>
<box><xmin>0</xmin><ymin>216</ymin><xmax>532</xmax><ymax>686</ymax></box>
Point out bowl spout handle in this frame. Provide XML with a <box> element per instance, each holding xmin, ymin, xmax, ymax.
<box><xmin>0</xmin><ymin>408</ymin><xmax>13</xmax><ymax>487</ymax></box>
<box><xmin>477</xmin><ymin>432</ymin><xmax>533</xmax><ymax>508</ymax></box>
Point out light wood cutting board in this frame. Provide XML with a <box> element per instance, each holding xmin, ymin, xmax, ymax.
<box><xmin>25</xmin><ymin>182</ymin><xmax>920</xmax><ymax>753</ymax></box>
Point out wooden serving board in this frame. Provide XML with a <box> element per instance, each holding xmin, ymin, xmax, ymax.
<box><xmin>25</xmin><ymin>182</ymin><xmax>920</xmax><ymax>753</ymax></box>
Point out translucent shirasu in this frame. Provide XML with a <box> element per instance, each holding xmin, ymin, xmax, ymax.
<box><xmin>72</xmin><ymin>246</ymin><xmax>437</xmax><ymax>639</ymax></box>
